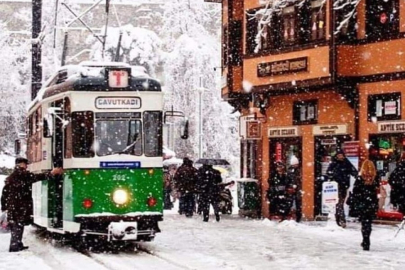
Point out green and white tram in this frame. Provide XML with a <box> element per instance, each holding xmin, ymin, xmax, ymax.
<box><xmin>25</xmin><ymin>62</ymin><xmax>176</xmax><ymax>242</ymax></box>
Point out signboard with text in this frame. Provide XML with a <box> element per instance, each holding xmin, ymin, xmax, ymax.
<box><xmin>108</xmin><ymin>69</ymin><xmax>129</xmax><ymax>88</ymax></box>
<box><xmin>342</xmin><ymin>141</ymin><xmax>359</xmax><ymax>157</ymax></box>
<box><xmin>257</xmin><ymin>57</ymin><xmax>308</xmax><ymax>77</ymax></box>
<box><xmin>246</xmin><ymin>121</ymin><xmax>262</xmax><ymax>140</ymax></box>
<box><xmin>268</xmin><ymin>126</ymin><xmax>300</xmax><ymax>137</ymax></box>
<box><xmin>313</xmin><ymin>124</ymin><xmax>347</xmax><ymax>136</ymax></box>
<box><xmin>95</xmin><ymin>97</ymin><xmax>141</xmax><ymax>109</ymax></box>
<box><xmin>378</xmin><ymin>121</ymin><xmax>405</xmax><ymax>133</ymax></box>
<box><xmin>322</xmin><ymin>181</ymin><xmax>339</xmax><ymax>214</ymax></box>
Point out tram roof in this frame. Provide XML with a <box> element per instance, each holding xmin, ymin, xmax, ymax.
<box><xmin>29</xmin><ymin>62</ymin><xmax>162</xmax><ymax>110</ymax></box>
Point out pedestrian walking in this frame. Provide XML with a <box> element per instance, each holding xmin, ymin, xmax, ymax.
<box><xmin>197</xmin><ymin>164</ymin><xmax>222</xmax><ymax>222</ymax></box>
<box><xmin>287</xmin><ymin>156</ymin><xmax>302</xmax><ymax>222</ymax></box>
<box><xmin>350</xmin><ymin>160</ymin><xmax>379</xmax><ymax>251</ymax></box>
<box><xmin>388</xmin><ymin>153</ymin><xmax>405</xmax><ymax>215</ymax></box>
<box><xmin>326</xmin><ymin>149</ymin><xmax>358</xmax><ymax>228</ymax></box>
<box><xmin>267</xmin><ymin>162</ymin><xmax>294</xmax><ymax>221</ymax></box>
<box><xmin>173</xmin><ymin>158</ymin><xmax>198</xmax><ymax>217</ymax></box>
<box><xmin>163</xmin><ymin>166</ymin><xmax>174</xmax><ymax>210</ymax></box>
<box><xmin>1</xmin><ymin>157</ymin><xmax>63</xmax><ymax>252</ymax></box>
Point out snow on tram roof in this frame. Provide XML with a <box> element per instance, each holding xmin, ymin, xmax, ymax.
<box><xmin>28</xmin><ymin>62</ymin><xmax>151</xmax><ymax>110</ymax></box>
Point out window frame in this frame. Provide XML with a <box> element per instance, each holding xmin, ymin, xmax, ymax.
<box><xmin>143</xmin><ymin>111</ymin><xmax>163</xmax><ymax>157</ymax></box>
<box><xmin>365</xmin><ymin>0</ymin><xmax>399</xmax><ymax>41</ymax></box>
<box><xmin>293</xmin><ymin>99</ymin><xmax>318</xmax><ymax>125</ymax></box>
<box><xmin>367</xmin><ymin>92</ymin><xmax>401</xmax><ymax>122</ymax></box>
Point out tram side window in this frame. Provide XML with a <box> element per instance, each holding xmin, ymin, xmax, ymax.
<box><xmin>72</xmin><ymin>111</ymin><xmax>94</xmax><ymax>158</ymax></box>
<box><xmin>144</xmin><ymin>111</ymin><xmax>162</xmax><ymax>157</ymax></box>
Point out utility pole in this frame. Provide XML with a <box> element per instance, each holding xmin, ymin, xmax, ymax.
<box><xmin>32</xmin><ymin>0</ymin><xmax>42</xmax><ymax>100</ymax></box>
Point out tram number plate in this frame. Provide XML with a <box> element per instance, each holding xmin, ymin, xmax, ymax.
<box><xmin>113</xmin><ymin>175</ymin><xmax>126</xmax><ymax>181</ymax></box>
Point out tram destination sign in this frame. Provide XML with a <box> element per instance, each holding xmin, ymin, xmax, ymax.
<box><xmin>257</xmin><ymin>57</ymin><xmax>308</xmax><ymax>77</ymax></box>
<box><xmin>95</xmin><ymin>97</ymin><xmax>141</xmax><ymax>109</ymax></box>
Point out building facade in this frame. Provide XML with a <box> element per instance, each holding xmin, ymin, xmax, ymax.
<box><xmin>222</xmin><ymin>0</ymin><xmax>405</xmax><ymax>220</ymax></box>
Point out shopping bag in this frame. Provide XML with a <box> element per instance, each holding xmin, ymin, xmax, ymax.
<box><xmin>0</xmin><ymin>212</ymin><xmax>9</xmax><ymax>231</ymax></box>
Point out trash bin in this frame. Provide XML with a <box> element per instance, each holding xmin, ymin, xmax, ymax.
<box><xmin>237</xmin><ymin>178</ymin><xmax>260</xmax><ymax>218</ymax></box>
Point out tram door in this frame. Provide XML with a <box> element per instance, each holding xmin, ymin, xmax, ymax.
<box><xmin>49</xmin><ymin>99</ymin><xmax>66</xmax><ymax>228</ymax></box>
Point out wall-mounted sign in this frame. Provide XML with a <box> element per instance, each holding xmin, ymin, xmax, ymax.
<box><xmin>343</xmin><ymin>141</ymin><xmax>359</xmax><ymax>157</ymax></box>
<box><xmin>108</xmin><ymin>70</ymin><xmax>129</xmax><ymax>88</ymax></box>
<box><xmin>204</xmin><ymin>0</ymin><xmax>221</xmax><ymax>2</ymax></box>
<box><xmin>268</xmin><ymin>126</ymin><xmax>300</xmax><ymax>137</ymax></box>
<box><xmin>378</xmin><ymin>121</ymin><xmax>405</xmax><ymax>133</ymax></box>
<box><xmin>257</xmin><ymin>57</ymin><xmax>308</xmax><ymax>77</ymax></box>
<box><xmin>95</xmin><ymin>97</ymin><xmax>141</xmax><ymax>109</ymax></box>
<box><xmin>246</xmin><ymin>121</ymin><xmax>262</xmax><ymax>140</ymax></box>
<box><xmin>313</xmin><ymin>124</ymin><xmax>347</xmax><ymax>136</ymax></box>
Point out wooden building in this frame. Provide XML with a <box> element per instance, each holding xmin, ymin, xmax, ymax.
<box><xmin>222</xmin><ymin>0</ymin><xmax>405</xmax><ymax>220</ymax></box>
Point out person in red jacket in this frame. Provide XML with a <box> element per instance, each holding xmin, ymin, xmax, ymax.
<box><xmin>1</xmin><ymin>157</ymin><xmax>63</xmax><ymax>252</ymax></box>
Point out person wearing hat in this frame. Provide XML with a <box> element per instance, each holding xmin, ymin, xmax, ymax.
<box><xmin>1</xmin><ymin>157</ymin><xmax>63</xmax><ymax>252</ymax></box>
<box><xmin>267</xmin><ymin>161</ymin><xmax>294</xmax><ymax>221</ymax></box>
<box><xmin>326</xmin><ymin>149</ymin><xmax>358</xmax><ymax>228</ymax></box>
<box><xmin>288</xmin><ymin>156</ymin><xmax>302</xmax><ymax>222</ymax></box>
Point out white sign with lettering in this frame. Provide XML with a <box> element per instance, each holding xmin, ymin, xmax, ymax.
<box><xmin>313</xmin><ymin>124</ymin><xmax>347</xmax><ymax>136</ymax></box>
<box><xmin>108</xmin><ymin>70</ymin><xmax>129</xmax><ymax>88</ymax></box>
<box><xmin>378</xmin><ymin>121</ymin><xmax>405</xmax><ymax>133</ymax></box>
<box><xmin>95</xmin><ymin>97</ymin><xmax>141</xmax><ymax>109</ymax></box>
<box><xmin>268</xmin><ymin>126</ymin><xmax>300</xmax><ymax>137</ymax></box>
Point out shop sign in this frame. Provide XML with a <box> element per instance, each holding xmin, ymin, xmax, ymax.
<box><xmin>322</xmin><ymin>181</ymin><xmax>339</xmax><ymax>214</ymax></box>
<box><xmin>342</xmin><ymin>141</ymin><xmax>359</xmax><ymax>157</ymax></box>
<box><xmin>246</xmin><ymin>121</ymin><xmax>262</xmax><ymax>140</ymax></box>
<box><xmin>257</xmin><ymin>57</ymin><xmax>308</xmax><ymax>77</ymax></box>
<box><xmin>320</xmin><ymin>139</ymin><xmax>337</xmax><ymax>145</ymax></box>
<box><xmin>268</xmin><ymin>126</ymin><xmax>300</xmax><ymax>137</ymax></box>
<box><xmin>313</xmin><ymin>124</ymin><xmax>347</xmax><ymax>136</ymax></box>
<box><xmin>276</xmin><ymin>142</ymin><xmax>282</xmax><ymax>161</ymax></box>
<box><xmin>378</xmin><ymin>121</ymin><xmax>405</xmax><ymax>133</ymax></box>
<box><xmin>204</xmin><ymin>0</ymin><xmax>221</xmax><ymax>2</ymax></box>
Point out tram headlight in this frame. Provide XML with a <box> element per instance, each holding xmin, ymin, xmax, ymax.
<box><xmin>112</xmin><ymin>189</ymin><xmax>129</xmax><ymax>205</ymax></box>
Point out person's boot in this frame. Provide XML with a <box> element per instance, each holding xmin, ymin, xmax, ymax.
<box><xmin>361</xmin><ymin>236</ymin><xmax>370</xmax><ymax>251</ymax></box>
<box><xmin>215</xmin><ymin>214</ymin><xmax>220</xmax><ymax>222</ymax></box>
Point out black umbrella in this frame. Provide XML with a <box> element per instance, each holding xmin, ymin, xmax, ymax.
<box><xmin>195</xmin><ymin>158</ymin><xmax>230</xmax><ymax>166</ymax></box>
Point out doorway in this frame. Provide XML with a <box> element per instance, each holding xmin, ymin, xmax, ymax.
<box><xmin>313</xmin><ymin>135</ymin><xmax>351</xmax><ymax>216</ymax></box>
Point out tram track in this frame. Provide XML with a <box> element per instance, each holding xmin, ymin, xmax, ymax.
<box><xmin>76</xmin><ymin>242</ymin><xmax>194</xmax><ymax>270</ymax></box>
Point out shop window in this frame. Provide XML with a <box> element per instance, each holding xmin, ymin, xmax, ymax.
<box><xmin>293</xmin><ymin>100</ymin><xmax>318</xmax><ymax>125</ymax></box>
<box><xmin>310</xmin><ymin>0</ymin><xmax>326</xmax><ymax>41</ymax></box>
<box><xmin>366</xmin><ymin>0</ymin><xmax>399</xmax><ymax>40</ymax></box>
<box><xmin>335</xmin><ymin>2</ymin><xmax>357</xmax><ymax>41</ymax></box>
<box><xmin>282</xmin><ymin>6</ymin><xmax>297</xmax><ymax>45</ymax></box>
<box><xmin>368</xmin><ymin>93</ymin><xmax>401</xmax><ymax>122</ymax></box>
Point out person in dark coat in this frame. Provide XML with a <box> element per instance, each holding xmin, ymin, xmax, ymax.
<box><xmin>287</xmin><ymin>156</ymin><xmax>302</xmax><ymax>222</ymax></box>
<box><xmin>326</xmin><ymin>149</ymin><xmax>358</xmax><ymax>228</ymax></box>
<box><xmin>173</xmin><ymin>158</ymin><xmax>198</xmax><ymax>217</ymax></box>
<box><xmin>163</xmin><ymin>166</ymin><xmax>174</xmax><ymax>210</ymax></box>
<box><xmin>351</xmin><ymin>160</ymin><xmax>379</xmax><ymax>251</ymax></box>
<box><xmin>1</xmin><ymin>157</ymin><xmax>63</xmax><ymax>252</ymax></box>
<box><xmin>197</xmin><ymin>164</ymin><xmax>222</xmax><ymax>222</ymax></box>
<box><xmin>388</xmin><ymin>154</ymin><xmax>405</xmax><ymax>215</ymax></box>
<box><xmin>268</xmin><ymin>162</ymin><xmax>294</xmax><ymax>221</ymax></box>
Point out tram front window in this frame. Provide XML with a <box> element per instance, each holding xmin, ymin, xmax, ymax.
<box><xmin>96</xmin><ymin>120</ymin><xmax>142</xmax><ymax>156</ymax></box>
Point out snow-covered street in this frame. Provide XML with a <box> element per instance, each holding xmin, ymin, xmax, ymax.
<box><xmin>1</xmin><ymin>203</ymin><xmax>405</xmax><ymax>270</ymax></box>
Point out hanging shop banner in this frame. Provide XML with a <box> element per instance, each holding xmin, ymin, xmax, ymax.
<box><xmin>268</xmin><ymin>126</ymin><xmax>300</xmax><ymax>137</ymax></box>
<box><xmin>276</xmin><ymin>142</ymin><xmax>282</xmax><ymax>162</ymax></box>
<box><xmin>321</xmin><ymin>181</ymin><xmax>339</xmax><ymax>214</ymax></box>
<box><xmin>312</xmin><ymin>124</ymin><xmax>347</xmax><ymax>136</ymax></box>
<box><xmin>257</xmin><ymin>57</ymin><xmax>308</xmax><ymax>77</ymax></box>
<box><xmin>378</xmin><ymin>121</ymin><xmax>405</xmax><ymax>133</ymax></box>
<box><xmin>246</xmin><ymin>121</ymin><xmax>262</xmax><ymax>140</ymax></box>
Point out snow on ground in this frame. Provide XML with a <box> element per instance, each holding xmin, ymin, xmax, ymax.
<box><xmin>0</xmin><ymin>182</ymin><xmax>405</xmax><ymax>269</ymax></box>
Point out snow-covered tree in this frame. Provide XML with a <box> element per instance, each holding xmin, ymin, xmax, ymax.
<box><xmin>88</xmin><ymin>25</ymin><xmax>163</xmax><ymax>77</ymax></box>
<box><xmin>0</xmin><ymin>22</ymin><xmax>31</xmax><ymax>152</ymax></box>
<box><xmin>162</xmin><ymin>0</ymin><xmax>240</xmax><ymax>171</ymax></box>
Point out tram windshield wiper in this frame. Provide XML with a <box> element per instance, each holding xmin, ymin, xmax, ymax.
<box><xmin>112</xmin><ymin>133</ymin><xmax>139</xmax><ymax>155</ymax></box>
